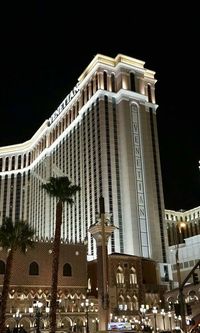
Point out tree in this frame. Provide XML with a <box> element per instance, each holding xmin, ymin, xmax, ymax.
<box><xmin>0</xmin><ymin>217</ymin><xmax>35</xmax><ymax>333</ymax></box>
<box><xmin>41</xmin><ymin>176</ymin><xmax>80</xmax><ymax>333</ymax></box>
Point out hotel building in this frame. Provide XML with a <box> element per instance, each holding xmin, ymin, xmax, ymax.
<box><xmin>0</xmin><ymin>54</ymin><xmax>168</xmax><ymax>266</ymax></box>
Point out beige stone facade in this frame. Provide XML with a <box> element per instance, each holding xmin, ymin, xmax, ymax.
<box><xmin>88</xmin><ymin>253</ymin><xmax>167</xmax><ymax>324</ymax></box>
<box><xmin>0</xmin><ymin>243</ymin><xmax>167</xmax><ymax>332</ymax></box>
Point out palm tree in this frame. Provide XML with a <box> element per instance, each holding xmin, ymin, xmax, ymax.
<box><xmin>41</xmin><ymin>176</ymin><xmax>80</xmax><ymax>333</ymax></box>
<box><xmin>0</xmin><ymin>217</ymin><xmax>35</xmax><ymax>333</ymax></box>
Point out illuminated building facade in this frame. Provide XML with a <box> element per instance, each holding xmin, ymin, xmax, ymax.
<box><xmin>0</xmin><ymin>54</ymin><xmax>168</xmax><ymax>264</ymax></box>
<box><xmin>165</xmin><ymin>207</ymin><xmax>200</xmax><ymax>283</ymax></box>
<box><xmin>0</xmin><ymin>243</ymin><xmax>165</xmax><ymax>332</ymax></box>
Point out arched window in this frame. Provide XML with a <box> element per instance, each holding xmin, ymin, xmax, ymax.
<box><xmin>63</xmin><ymin>263</ymin><xmax>72</xmax><ymax>276</ymax></box>
<box><xmin>130</xmin><ymin>266</ymin><xmax>137</xmax><ymax>284</ymax></box>
<box><xmin>130</xmin><ymin>73</ymin><xmax>136</xmax><ymax>91</ymax></box>
<box><xmin>29</xmin><ymin>261</ymin><xmax>39</xmax><ymax>275</ymax></box>
<box><xmin>147</xmin><ymin>84</ymin><xmax>152</xmax><ymax>102</ymax></box>
<box><xmin>0</xmin><ymin>260</ymin><xmax>5</xmax><ymax>274</ymax></box>
<box><xmin>23</xmin><ymin>154</ymin><xmax>26</xmax><ymax>168</ymax></box>
<box><xmin>28</xmin><ymin>152</ymin><xmax>31</xmax><ymax>166</ymax></box>
<box><xmin>167</xmin><ymin>296</ymin><xmax>175</xmax><ymax>305</ymax></box>
<box><xmin>132</xmin><ymin>295</ymin><xmax>139</xmax><ymax>310</ymax></box>
<box><xmin>5</xmin><ymin>157</ymin><xmax>9</xmax><ymax>171</ymax></box>
<box><xmin>95</xmin><ymin>74</ymin><xmax>98</xmax><ymax>90</ymax></box>
<box><xmin>116</xmin><ymin>265</ymin><xmax>124</xmax><ymax>284</ymax></box>
<box><xmin>17</xmin><ymin>155</ymin><xmax>21</xmax><ymax>169</ymax></box>
<box><xmin>126</xmin><ymin>295</ymin><xmax>133</xmax><ymax>311</ymax></box>
<box><xmin>103</xmin><ymin>71</ymin><xmax>107</xmax><ymax>90</ymax></box>
<box><xmin>118</xmin><ymin>294</ymin><xmax>124</xmax><ymax>310</ymax></box>
<box><xmin>111</xmin><ymin>74</ymin><xmax>115</xmax><ymax>92</ymax></box>
<box><xmin>82</xmin><ymin>90</ymin><xmax>85</xmax><ymax>106</ymax></box>
<box><xmin>91</xmin><ymin>79</ymin><xmax>94</xmax><ymax>95</ymax></box>
<box><xmin>11</xmin><ymin>156</ymin><xmax>15</xmax><ymax>170</ymax></box>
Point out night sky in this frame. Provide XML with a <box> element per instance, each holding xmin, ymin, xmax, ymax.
<box><xmin>0</xmin><ymin>2</ymin><xmax>199</xmax><ymax>211</ymax></box>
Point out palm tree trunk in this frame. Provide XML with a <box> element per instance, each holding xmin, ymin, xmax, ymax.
<box><xmin>50</xmin><ymin>200</ymin><xmax>63</xmax><ymax>333</ymax></box>
<box><xmin>0</xmin><ymin>249</ymin><xmax>14</xmax><ymax>333</ymax></box>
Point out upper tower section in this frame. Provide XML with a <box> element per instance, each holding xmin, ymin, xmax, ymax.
<box><xmin>78</xmin><ymin>53</ymin><xmax>156</xmax><ymax>103</ymax></box>
<box><xmin>0</xmin><ymin>53</ymin><xmax>157</xmax><ymax>174</ymax></box>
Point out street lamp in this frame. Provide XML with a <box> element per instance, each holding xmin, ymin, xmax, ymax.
<box><xmin>168</xmin><ymin>311</ymin><xmax>172</xmax><ymax>331</ymax></box>
<box><xmin>13</xmin><ymin>311</ymin><xmax>22</xmax><ymax>331</ymax></box>
<box><xmin>81</xmin><ymin>298</ymin><xmax>94</xmax><ymax>333</ymax></box>
<box><xmin>174</xmin><ymin>221</ymin><xmax>186</xmax><ymax>287</ymax></box>
<box><xmin>174</xmin><ymin>221</ymin><xmax>186</xmax><ymax>332</ymax></box>
<box><xmin>140</xmin><ymin>304</ymin><xmax>149</xmax><ymax>326</ymax></box>
<box><xmin>89</xmin><ymin>197</ymin><xmax>117</xmax><ymax>332</ymax></box>
<box><xmin>29</xmin><ymin>299</ymin><xmax>43</xmax><ymax>333</ymax></box>
<box><xmin>92</xmin><ymin>317</ymin><xmax>99</xmax><ymax>332</ymax></box>
<box><xmin>140</xmin><ymin>304</ymin><xmax>146</xmax><ymax>322</ymax></box>
<box><xmin>152</xmin><ymin>307</ymin><xmax>157</xmax><ymax>333</ymax></box>
<box><xmin>160</xmin><ymin>309</ymin><xmax>166</xmax><ymax>330</ymax></box>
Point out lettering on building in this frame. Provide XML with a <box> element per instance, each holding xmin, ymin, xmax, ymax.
<box><xmin>49</xmin><ymin>83</ymin><xmax>80</xmax><ymax>125</ymax></box>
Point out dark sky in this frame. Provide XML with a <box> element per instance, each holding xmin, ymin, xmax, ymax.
<box><xmin>0</xmin><ymin>2</ymin><xmax>199</xmax><ymax>211</ymax></box>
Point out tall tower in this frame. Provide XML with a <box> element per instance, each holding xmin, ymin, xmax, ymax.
<box><xmin>0</xmin><ymin>54</ymin><xmax>168</xmax><ymax>265</ymax></box>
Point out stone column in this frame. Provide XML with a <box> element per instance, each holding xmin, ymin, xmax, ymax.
<box><xmin>89</xmin><ymin>197</ymin><xmax>116</xmax><ymax>332</ymax></box>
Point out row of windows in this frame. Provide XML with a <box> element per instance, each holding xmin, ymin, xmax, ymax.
<box><xmin>0</xmin><ymin>154</ymin><xmax>31</xmax><ymax>172</ymax></box>
<box><xmin>172</xmin><ymin>258</ymin><xmax>200</xmax><ymax>271</ymax></box>
<box><xmin>0</xmin><ymin>260</ymin><xmax>72</xmax><ymax>277</ymax></box>
<box><xmin>166</xmin><ymin>211</ymin><xmax>200</xmax><ymax>222</ymax></box>
<box><xmin>167</xmin><ymin>221</ymin><xmax>200</xmax><ymax>246</ymax></box>
<box><xmin>149</xmin><ymin>106</ymin><xmax>166</xmax><ymax>262</ymax></box>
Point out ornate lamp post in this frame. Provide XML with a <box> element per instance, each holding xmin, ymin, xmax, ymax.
<box><xmin>168</xmin><ymin>311</ymin><xmax>172</xmax><ymax>331</ymax></box>
<box><xmin>160</xmin><ymin>309</ymin><xmax>166</xmax><ymax>330</ymax></box>
<box><xmin>29</xmin><ymin>299</ymin><xmax>43</xmax><ymax>333</ymax></box>
<box><xmin>174</xmin><ymin>221</ymin><xmax>186</xmax><ymax>332</ymax></box>
<box><xmin>174</xmin><ymin>222</ymin><xmax>186</xmax><ymax>286</ymax></box>
<box><xmin>140</xmin><ymin>304</ymin><xmax>146</xmax><ymax>322</ymax></box>
<box><xmin>13</xmin><ymin>311</ymin><xmax>22</xmax><ymax>331</ymax></box>
<box><xmin>89</xmin><ymin>196</ymin><xmax>117</xmax><ymax>332</ymax></box>
<box><xmin>152</xmin><ymin>307</ymin><xmax>157</xmax><ymax>333</ymax></box>
<box><xmin>140</xmin><ymin>304</ymin><xmax>149</xmax><ymax>327</ymax></box>
<box><xmin>81</xmin><ymin>298</ymin><xmax>94</xmax><ymax>333</ymax></box>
